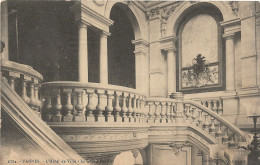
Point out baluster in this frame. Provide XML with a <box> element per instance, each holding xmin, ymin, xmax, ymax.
<box><xmin>142</xmin><ymin>97</ymin><xmax>147</xmax><ymax>123</ymax></box>
<box><xmin>96</xmin><ymin>89</ymin><xmax>106</xmax><ymax>122</ymax></box>
<box><xmin>132</xmin><ymin>95</ymin><xmax>138</xmax><ymax>122</ymax></box>
<box><xmin>148</xmin><ymin>102</ymin><xmax>155</xmax><ymax>123</ymax></box>
<box><xmin>203</xmin><ymin>114</ymin><xmax>210</xmax><ymax>132</ymax></box>
<box><xmin>20</xmin><ymin>78</ymin><xmax>30</xmax><ymax>104</ymax></box>
<box><xmin>197</xmin><ymin>110</ymin><xmax>203</xmax><ymax>128</ymax></box>
<box><xmin>8</xmin><ymin>76</ymin><xmax>15</xmax><ymax>90</ymax></box>
<box><xmin>113</xmin><ymin>91</ymin><xmax>122</xmax><ymax>122</ymax></box>
<box><xmin>45</xmin><ymin>90</ymin><xmax>53</xmax><ymax>122</ymax></box>
<box><xmin>228</xmin><ymin>134</ymin><xmax>236</xmax><ymax>147</ymax></box>
<box><xmin>121</xmin><ymin>92</ymin><xmax>128</xmax><ymax>122</ymax></box>
<box><xmin>53</xmin><ymin>89</ymin><xmax>62</xmax><ymax>122</ymax></box>
<box><xmin>185</xmin><ymin>104</ymin><xmax>192</xmax><ymax>123</ymax></box>
<box><xmin>216</xmin><ymin>124</ymin><xmax>223</xmax><ymax>142</ymax></box>
<box><xmin>8</xmin><ymin>72</ymin><xmax>20</xmax><ymax>91</ymax></box>
<box><xmin>166</xmin><ymin>102</ymin><xmax>171</xmax><ymax>123</ymax></box>
<box><xmin>218</xmin><ymin>100</ymin><xmax>223</xmax><ymax>115</ymax></box>
<box><xmin>105</xmin><ymin>90</ymin><xmax>114</xmax><ymax>122</ymax></box>
<box><xmin>86</xmin><ymin>89</ymin><xmax>95</xmax><ymax>122</ymax></box>
<box><xmin>160</xmin><ymin>102</ymin><xmax>166</xmax><ymax>123</ymax></box>
<box><xmin>170</xmin><ymin>103</ymin><xmax>175</xmax><ymax>123</ymax></box>
<box><xmin>136</xmin><ymin>96</ymin><xmax>141</xmax><ymax>123</ymax></box>
<box><xmin>139</xmin><ymin>96</ymin><xmax>145</xmax><ymax>123</ymax></box>
<box><xmin>154</xmin><ymin>102</ymin><xmax>160</xmax><ymax>123</ymax></box>
<box><xmin>74</xmin><ymin>88</ymin><xmax>85</xmax><ymax>121</ymax></box>
<box><xmin>209</xmin><ymin>118</ymin><xmax>216</xmax><ymax>137</ymax></box>
<box><xmin>34</xmin><ymin>84</ymin><xmax>41</xmax><ymax>114</ymax></box>
<box><xmin>191</xmin><ymin>107</ymin><xmax>197</xmax><ymax>124</ymax></box>
<box><xmin>212</xmin><ymin>100</ymin><xmax>218</xmax><ymax>113</ymax></box>
<box><xmin>29</xmin><ymin>82</ymin><xmax>36</xmax><ymax>111</ymax></box>
<box><xmin>127</xmin><ymin>94</ymin><xmax>133</xmax><ymax>122</ymax></box>
<box><xmin>202</xmin><ymin>100</ymin><xmax>207</xmax><ymax>107</ymax></box>
<box><xmin>62</xmin><ymin>89</ymin><xmax>73</xmax><ymax>122</ymax></box>
<box><xmin>208</xmin><ymin>101</ymin><xmax>213</xmax><ymax>110</ymax></box>
<box><xmin>222</xmin><ymin>128</ymin><xmax>229</xmax><ymax>143</ymax></box>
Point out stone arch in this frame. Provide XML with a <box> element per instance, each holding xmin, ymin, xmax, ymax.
<box><xmin>166</xmin><ymin>1</ymin><xmax>232</xmax><ymax>37</ymax></box>
<box><xmin>105</xmin><ymin>1</ymin><xmax>142</xmax><ymax>40</ymax></box>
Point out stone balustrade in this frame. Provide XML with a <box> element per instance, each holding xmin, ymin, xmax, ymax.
<box><xmin>193</xmin><ymin>98</ymin><xmax>223</xmax><ymax>115</ymax></box>
<box><xmin>183</xmin><ymin>100</ymin><xmax>247</xmax><ymax>144</ymax></box>
<box><xmin>145</xmin><ymin>98</ymin><xmax>176</xmax><ymax>124</ymax></box>
<box><xmin>1</xmin><ymin>60</ymin><xmax>43</xmax><ymax>115</ymax></box>
<box><xmin>40</xmin><ymin>81</ymin><xmax>146</xmax><ymax>123</ymax></box>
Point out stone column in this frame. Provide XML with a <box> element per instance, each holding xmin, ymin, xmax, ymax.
<box><xmin>223</xmin><ymin>33</ymin><xmax>235</xmax><ymax>91</ymax></box>
<box><xmin>1</xmin><ymin>0</ymin><xmax>9</xmax><ymax>60</ymax></box>
<box><xmin>78</xmin><ymin>22</ymin><xmax>89</xmax><ymax>82</ymax></box>
<box><xmin>166</xmin><ymin>48</ymin><xmax>177</xmax><ymax>96</ymax></box>
<box><xmin>99</xmin><ymin>31</ymin><xmax>110</xmax><ymax>84</ymax></box>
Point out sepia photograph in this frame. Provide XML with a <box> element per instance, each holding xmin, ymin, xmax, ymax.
<box><xmin>0</xmin><ymin>0</ymin><xmax>260</xmax><ymax>165</ymax></box>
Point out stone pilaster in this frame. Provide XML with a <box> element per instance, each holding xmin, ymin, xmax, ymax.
<box><xmin>132</xmin><ymin>39</ymin><xmax>149</xmax><ymax>96</ymax></box>
<box><xmin>160</xmin><ymin>36</ymin><xmax>177</xmax><ymax>97</ymax></box>
<box><xmin>240</xmin><ymin>2</ymin><xmax>258</xmax><ymax>89</ymax></box>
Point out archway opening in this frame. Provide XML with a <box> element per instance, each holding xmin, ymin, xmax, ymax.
<box><xmin>108</xmin><ymin>4</ymin><xmax>135</xmax><ymax>88</ymax></box>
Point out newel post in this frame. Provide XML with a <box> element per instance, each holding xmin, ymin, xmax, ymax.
<box><xmin>170</xmin><ymin>92</ymin><xmax>185</xmax><ymax>123</ymax></box>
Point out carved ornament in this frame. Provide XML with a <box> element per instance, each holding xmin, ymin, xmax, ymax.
<box><xmin>227</xmin><ymin>1</ymin><xmax>239</xmax><ymax>17</ymax></box>
<box><xmin>146</xmin><ymin>2</ymin><xmax>182</xmax><ymax>37</ymax></box>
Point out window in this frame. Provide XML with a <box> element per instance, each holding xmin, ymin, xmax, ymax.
<box><xmin>177</xmin><ymin>11</ymin><xmax>224</xmax><ymax>93</ymax></box>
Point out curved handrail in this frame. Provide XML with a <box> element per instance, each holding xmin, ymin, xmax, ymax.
<box><xmin>184</xmin><ymin>99</ymin><xmax>248</xmax><ymax>142</ymax></box>
<box><xmin>1</xmin><ymin>60</ymin><xmax>43</xmax><ymax>82</ymax></box>
<box><xmin>41</xmin><ymin>81</ymin><xmax>145</xmax><ymax>96</ymax></box>
<box><xmin>40</xmin><ymin>81</ymin><xmax>147</xmax><ymax>123</ymax></box>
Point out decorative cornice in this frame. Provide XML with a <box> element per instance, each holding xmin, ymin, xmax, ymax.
<box><xmin>60</xmin><ymin>132</ymin><xmax>148</xmax><ymax>142</ymax></box>
<box><xmin>132</xmin><ymin>39</ymin><xmax>149</xmax><ymax>47</ymax></box>
<box><xmin>220</xmin><ymin>18</ymin><xmax>240</xmax><ymax>27</ymax></box>
<box><xmin>222</xmin><ymin>33</ymin><xmax>235</xmax><ymax>40</ymax></box>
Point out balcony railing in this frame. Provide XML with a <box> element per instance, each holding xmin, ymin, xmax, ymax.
<box><xmin>40</xmin><ymin>81</ymin><xmax>147</xmax><ymax>123</ymax></box>
<box><xmin>1</xmin><ymin>60</ymin><xmax>43</xmax><ymax>115</ymax></box>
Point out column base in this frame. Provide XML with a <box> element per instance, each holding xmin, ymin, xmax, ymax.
<box><xmin>74</xmin><ymin>115</ymin><xmax>85</xmax><ymax>122</ymax></box>
<box><xmin>95</xmin><ymin>116</ymin><xmax>105</xmax><ymax>122</ymax></box>
<box><xmin>106</xmin><ymin>116</ymin><xmax>114</xmax><ymax>122</ymax></box>
<box><xmin>63</xmin><ymin>115</ymin><xmax>73</xmax><ymax>122</ymax></box>
<box><xmin>53</xmin><ymin>115</ymin><xmax>62</xmax><ymax>122</ymax></box>
<box><xmin>86</xmin><ymin>116</ymin><xmax>95</xmax><ymax>122</ymax></box>
<box><xmin>160</xmin><ymin>118</ymin><xmax>166</xmax><ymax>123</ymax></box>
<box><xmin>114</xmin><ymin>116</ymin><xmax>122</xmax><ymax>122</ymax></box>
<box><xmin>122</xmin><ymin>117</ymin><xmax>129</xmax><ymax>123</ymax></box>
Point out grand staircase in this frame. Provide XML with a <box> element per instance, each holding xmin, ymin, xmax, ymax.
<box><xmin>1</xmin><ymin>60</ymin><xmax>252</xmax><ymax>165</ymax></box>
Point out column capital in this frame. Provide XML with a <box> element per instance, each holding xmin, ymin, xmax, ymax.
<box><xmin>101</xmin><ymin>31</ymin><xmax>111</xmax><ymax>37</ymax></box>
<box><xmin>160</xmin><ymin>35</ymin><xmax>177</xmax><ymax>52</ymax></box>
<box><xmin>132</xmin><ymin>39</ymin><xmax>149</xmax><ymax>56</ymax></box>
<box><xmin>162</xmin><ymin>46</ymin><xmax>176</xmax><ymax>53</ymax></box>
<box><xmin>222</xmin><ymin>33</ymin><xmax>235</xmax><ymax>40</ymax></box>
<box><xmin>77</xmin><ymin>20</ymin><xmax>91</xmax><ymax>29</ymax></box>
